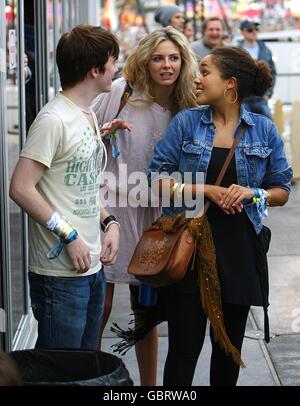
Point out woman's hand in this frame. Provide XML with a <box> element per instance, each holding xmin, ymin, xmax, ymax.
<box><xmin>206</xmin><ymin>185</ymin><xmax>243</xmax><ymax>215</ymax></box>
<box><xmin>100</xmin><ymin>118</ymin><xmax>132</xmax><ymax>138</ymax></box>
<box><xmin>221</xmin><ymin>184</ymin><xmax>254</xmax><ymax>211</ymax></box>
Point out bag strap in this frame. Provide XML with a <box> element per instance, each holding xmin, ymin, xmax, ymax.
<box><xmin>256</xmin><ymin>226</ymin><xmax>271</xmax><ymax>343</ymax></box>
<box><xmin>203</xmin><ymin>125</ymin><xmax>245</xmax><ymax>215</ymax></box>
<box><xmin>116</xmin><ymin>81</ymin><xmax>132</xmax><ymax>117</ymax></box>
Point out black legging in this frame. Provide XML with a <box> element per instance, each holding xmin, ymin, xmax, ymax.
<box><xmin>162</xmin><ymin>269</ymin><xmax>250</xmax><ymax>386</ymax></box>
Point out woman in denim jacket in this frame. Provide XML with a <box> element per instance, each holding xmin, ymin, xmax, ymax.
<box><xmin>148</xmin><ymin>47</ymin><xmax>292</xmax><ymax>386</ymax></box>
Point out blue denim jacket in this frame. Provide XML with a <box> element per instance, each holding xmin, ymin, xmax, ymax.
<box><xmin>148</xmin><ymin>105</ymin><xmax>292</xmax><ymax>234</ymax></box>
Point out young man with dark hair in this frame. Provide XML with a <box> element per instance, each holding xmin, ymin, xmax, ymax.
<box><xmin>56</xmin><ymin>24</ymin><xmax>120</xmax><ymax>89</ymax></box>
<box><xmin>9</xmin><ymin>25</ymin><xmax>126</xmax><ymax>350</ymax></box>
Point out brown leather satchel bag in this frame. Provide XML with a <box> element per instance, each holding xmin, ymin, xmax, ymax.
<box><xmin>128</xmin><ymin>127</ymin><xmax>244</xmax><ymax>287</ymax></box>
<box><xmin>128</xmin><ymin>221</ymin><xmax>195</xmax><ymax>287</ymax></box>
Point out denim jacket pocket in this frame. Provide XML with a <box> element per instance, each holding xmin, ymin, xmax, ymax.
<box><xmin>180</xmin><ymin>141</ymin><xmax>204</xmax><ymax>172</ymax></box>
<box><xmin>182</xmin><ymin>141</ymin><xmax>204</xmax><ymax>154</ymax></box>
<box><xmin>244</xmin><ymin>146</ymin><xmax>272</xmax><ymax>158</ymax></box>
<box><xmin>244</xmin><ymin>146</ymin><xmax>272</xmax><ymax>183</ymax></box>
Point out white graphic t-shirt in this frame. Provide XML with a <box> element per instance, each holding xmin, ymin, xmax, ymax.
<box><xmin>21</xmin><ymin>93</ymin><xmax>103</xmax><ymax>277</ymax></box>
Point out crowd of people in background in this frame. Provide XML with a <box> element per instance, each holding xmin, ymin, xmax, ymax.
<box><xmin>113</xmin><ymin>1</ymin><xmax>298</xmax><ymax>68</ymax></box>
<box><xmin>152</xmin><ymin>5</ymin><xmax>276</xmax><ymax>120</ymax></box>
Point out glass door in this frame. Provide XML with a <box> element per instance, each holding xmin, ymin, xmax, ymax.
<box><xmin>6</xmin><ymin>0</ymin><xmax>28</xmax><ymax>348</ymax></box>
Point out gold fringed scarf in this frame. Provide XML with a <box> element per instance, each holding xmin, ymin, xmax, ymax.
<box><xmin>153</xmin><ymin>214</ymin><xmax>245</xmax><ymax>368</ymax></box>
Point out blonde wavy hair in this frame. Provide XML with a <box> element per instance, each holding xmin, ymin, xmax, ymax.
<box><xmin>123</xmin><ymin>26</ymin><xmax>198</xmax><ymax>114</ymax></box>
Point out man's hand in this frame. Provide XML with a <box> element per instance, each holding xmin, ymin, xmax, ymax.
<box><xmin>100</xmin><ymin>224</ymin><xmax>120</xmax><ymax>265</ymax></box>
<box><xmin>65</xmin><ymin>237</ymin><xmax>91</xmax><ymax>273</ymax></box>
<box><xmin>100</xmin><ymin>119</ymin><xmax>132</xmax><ymax>138</ymax></box>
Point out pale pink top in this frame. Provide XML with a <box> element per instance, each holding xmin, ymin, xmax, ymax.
<box><xmin>92</xmin><ymin>78</ymin><xmax>172</xmax><ymax>284</ymax></box>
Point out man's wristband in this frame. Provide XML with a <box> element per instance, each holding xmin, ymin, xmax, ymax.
<box><xmin>46</xmin><ymin>212</ymin><xmax>78</xmax><ymax>259</ymax></box>
<box><xmin>104</xmin><ymin>220</ymin><xmax>120</xmax><ymax>233</ymax></box>
<box><xmin>64</xmin><ymin>229</ymin><xmax>78</xmax><ymax>244</ymax></box>
<box><xmin>101</xmin><ymin>215</ymin><xmax>119</xmax><ymax>233</ymax></box>
<box><xmin>46</xmin><ymin>211</ymin><xmax>76</xmax><ymax>239</ymax></box>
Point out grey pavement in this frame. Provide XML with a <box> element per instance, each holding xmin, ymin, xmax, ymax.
<box><xmin>102</xmin><ymin>181</ymin><xmax>300</xmax><ymax>386</ymax></box>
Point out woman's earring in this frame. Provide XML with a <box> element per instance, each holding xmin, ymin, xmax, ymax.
<box><xmin>224</xmin><ymin>88</ymin><xmax>238</xmax><ymax>104</ymax></box>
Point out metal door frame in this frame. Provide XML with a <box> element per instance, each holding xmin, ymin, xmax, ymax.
<box><xmin>0</xmin><ymin>0</ymin><xmax>13</xmax><ymax>352</ymax></box>
<box><xmin>34</xmin><ymin>0</ymin><xmax>49</xmax><ymax>110</ymax></box>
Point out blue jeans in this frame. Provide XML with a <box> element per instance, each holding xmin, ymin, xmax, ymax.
<box><xmin>28</xmin><ymin>269</ymin><xmax>106</xmax><ymax>350</ymax></box>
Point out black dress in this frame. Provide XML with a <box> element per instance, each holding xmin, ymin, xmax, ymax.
<box><xmin>206</xmin><ymin>147</ymin><xmax>263</xmax><ymax>306</ymax></box>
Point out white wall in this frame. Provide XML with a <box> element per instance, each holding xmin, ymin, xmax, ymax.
<box><xmin>267</xmin><ymin>42</ymin><xmax>300</xmax><ymax>104</ymax></box>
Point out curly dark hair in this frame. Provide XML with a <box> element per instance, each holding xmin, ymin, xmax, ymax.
<box><xmin>210</xmin><ymin>46</ymin><xmax>273</xmax><ymax>101</ymax></box>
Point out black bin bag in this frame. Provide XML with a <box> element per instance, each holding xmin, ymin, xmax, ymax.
<box><xmin>10</xmin><ymin>349</ymin><xmax>133</xmax><ymax>386</ymax></box>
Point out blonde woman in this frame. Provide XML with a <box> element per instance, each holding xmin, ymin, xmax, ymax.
<box><xmin>92</xmin><ymin>26</ymin><xmax>198</xmax><ymax>386</ymax></box>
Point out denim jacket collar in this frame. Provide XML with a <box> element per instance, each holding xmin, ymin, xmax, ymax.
<box><xmin>240</xmin><ymin>104</ymin><xmax>255</xmax><ymax>126</ymax></box>
<box><xmin>200</xmin><ymin>104</ymin><xmax>255</xmax><ymax>127</ymax></box>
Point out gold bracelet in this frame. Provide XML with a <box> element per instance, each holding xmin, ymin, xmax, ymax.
<box><xmin>266</xmin><ymin>190</ymin><xmax>272</xmax><ymax>206</ymax></box>
<box><xmin>169</xmin><ymin>182</ymin><xmax>177</xmax><ymax>201</ymax></box>
<box><xmin>175</xmin><ymin>183</ymin><xmax>185</xmax><ymax>201</ymax></box>
<box><xmin>170</xmin><ymin>182</ymin><xmax>180</xmax><ymax>201</ymax></box>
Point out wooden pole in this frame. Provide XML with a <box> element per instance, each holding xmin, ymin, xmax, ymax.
<box><xmin>291</xmin><ymin>101</ymin><xmax>300</xmax><ymax>179</ymax></box>
<box><xmin>273</xmin><ymin>99</ymin><xmax>284</xmax><ymax>136</ymax></box>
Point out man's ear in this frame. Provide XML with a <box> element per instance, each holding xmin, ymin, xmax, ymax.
<box><xmin>90</xmin><ymin>66</ymin><xmax>101</xmax><ymax>79</ymax></box>
<box><xmin>88</xmin><ymin>66</ymin><xmax>99</xmax><ymax>79</ymax></box>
